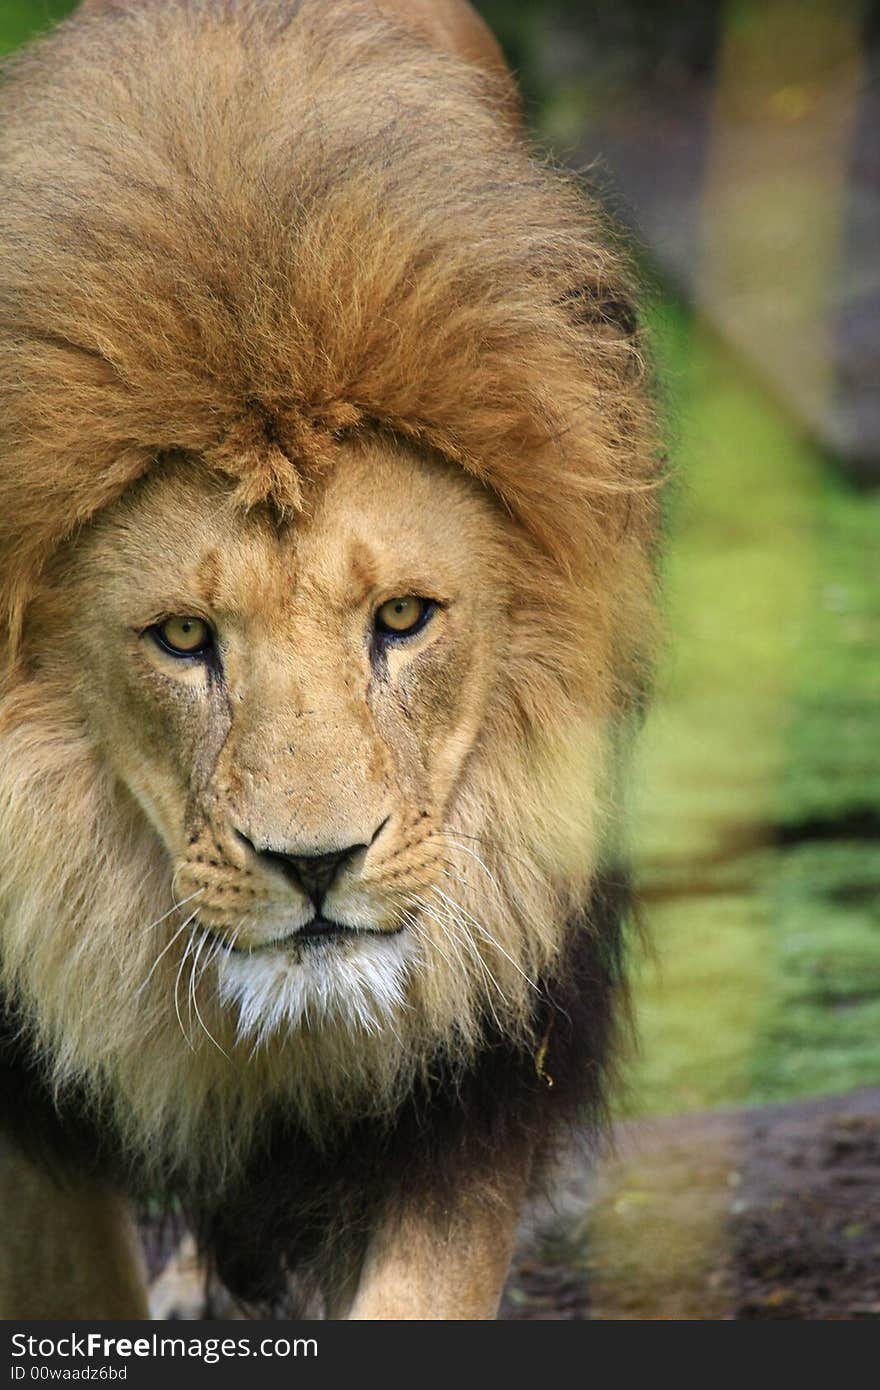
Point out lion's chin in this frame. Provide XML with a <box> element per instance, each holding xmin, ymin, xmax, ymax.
<box><xmin>216</xmin><ymin>931</ymin><xmax>415</xmax><ymax>1048</ymax></box>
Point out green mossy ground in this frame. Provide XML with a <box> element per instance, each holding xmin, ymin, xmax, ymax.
<box><xmin>0</xmin><ymin>1</ymin><xmax>74</xmax><ymax>56</ymax></box>
<box><xmin>630</xmin><ymin>298</ymin><xmax>880</xmax><ymax>1115</ymax></box>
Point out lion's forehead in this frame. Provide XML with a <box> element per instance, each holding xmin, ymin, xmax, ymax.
<box><xmin>85</xmin><ymin>441</ymin><xmax>504</xmax><ymax>627</ymax></box>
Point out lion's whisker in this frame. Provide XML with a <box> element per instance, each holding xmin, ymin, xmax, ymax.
<box><xmin>436</xmin><ymin>828</ymin><xmax>544</xmax><ymax>886</ymax></box>
<box><xmin>137</xmin><ymin>886</ymin><xmax>205</xmax><ymax>939</ymax></box>
<box><xmin>428</xmin><ymin>890</ymin><xmax>509</xmax><ymax>1026</ymax></box>
<box><xmin>430</xmin><ymin>883</ymin><xmax>538</xmax><ymax>992</ymax></box>
<box><xmin>173</xmin><ymin>923</ymin><xmax>199</xmax><ymax>1052</ymax></box>
<box><xmin>188</xmin><ymin>930</ymin><xmax>232</xmax><ymax>1061</ymax></box>
<box><xmin>439</xmin><ymin>900</ymin><xmax>510</xmax><ymax>1015</ymax></box>
<box><xmin>405</xmin><ymin>890</ymin><xmax>510</xmax><ymax>1022</ymax></box>
<box><xmin>433</xmin><ymin>835</ymin><xmax>508</xmax><ymax>902</ymax></box>
<box><xmin>196</xmin><ymin>927</ymin><xmax>227</xmax><ymax>986</ymax></box>
<box><xmin>227</xmin><ymin>919</ymin><xmax>247</xmax><ymax>954</ymax></box>
<box><xmin>136</xmin><ymin>904</ymin><xmax>203</xmax><ymax>997</ymax></box>
<box><xmin>403</xmin><ymin>891</ymin><xmax>470</xmax><ymax>976</ymax></box>
<box><xmin>400</xmin><ymin>897</ymin><xmax>458</xmax><ymax>975</ymax></box>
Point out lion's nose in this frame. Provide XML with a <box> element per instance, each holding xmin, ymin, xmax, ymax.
<box><xmin>237</xmin><ymin>834</ymin><xmax>368</xmax><ymax>906</ymax></box>
<box><xmin>279</xmin><ymin>846</ymin><xmax>363</xmax><ymax>903</ymax></box>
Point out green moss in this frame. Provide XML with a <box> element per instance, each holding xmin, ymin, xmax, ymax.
<box><xmin>629</xmin><ymin>296</ymin><xmax>880</xmax><ymax>1114</ymax></box>
<box><xmin>0</xmin><ymin>1</ymin><xmax>76</xmax><ymax>55</ymax></box>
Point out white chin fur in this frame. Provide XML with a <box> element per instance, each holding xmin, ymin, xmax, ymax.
<box><xmin>216</xmin><ymin>932</ymin><xmax>415</xmax><ymax>1048</ymax></box>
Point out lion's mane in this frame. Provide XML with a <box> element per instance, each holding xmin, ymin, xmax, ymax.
<box><xmin>0</xmin><ymin>0</ymin><xmax>659</xmax><ymax>1300</ymax></box>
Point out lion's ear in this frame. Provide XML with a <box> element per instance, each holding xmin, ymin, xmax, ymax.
<box><xmin>562</xmin><ymin>283</ymin><xmax>639</xmax><ymax>340</ymax></box>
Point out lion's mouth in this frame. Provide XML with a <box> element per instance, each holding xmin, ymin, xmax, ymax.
<box><xmin>295</xmin><ymin>915</ymin><xmax>381</xmax><ymax>946</ymax></box>
<box><xmin>200</xmin><ymin>917</ymin><xmax>404</xmax><ymax>954</ymax></box>
<box><xmin>298</xmin><ymin>914</ymin><xmax>346</xmax><ymax>939</ymax></box>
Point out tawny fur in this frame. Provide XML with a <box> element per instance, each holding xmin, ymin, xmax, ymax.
<box><xmin>0</xmin><ymin>0</ymin><xmax>659</xmax><ymax>1199</ymax></box>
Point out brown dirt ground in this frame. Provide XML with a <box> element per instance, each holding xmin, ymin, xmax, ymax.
<box><xmin>500</xmin><ymin>1087</ymin><xmax>880</xmax><ymax>1320</ymax></box>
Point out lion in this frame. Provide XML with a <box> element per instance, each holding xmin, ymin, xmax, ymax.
<box><xmin>0</xmin><ymin>0</ymin><xmax>659</xmax><ymax>1319</ymax></box>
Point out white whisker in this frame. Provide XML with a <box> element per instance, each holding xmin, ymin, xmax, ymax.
<box><xmin>434</xmin><ymin>835</ymin><xmax>506</xmax><ymax>901</ymax></box>
<box><xmin>189</xmin><ymin>930</ymin><xmax>232</xmax><ymax>1061</ymax></box>
<box><xmin>138</xmin><ymin>886</ymin><xmax>205</xmax><ymax>938</ymax></box>
<box><xmin>430</xmin><ymin>882</ymin><xmax>538</xmax><ymax>992</ymax></box>
<box><xmin>420</xmin><ymin>887</ymin><xmax>508</xmax><ymax>1026</ymax></box>
<box><xmin>438</xmin><ymin>828</ymin><xmax>544</xmax><ymax>886</ymax></box>
<box><xmin>136</xmin><ymin>900</ymin><xmax>204</xmax><ymax>997</ymax></box>
<box><xmin>173</xmin><ymin>920</ymin><xmax>199</xmax><ymax>1051</ymax></box>
<box><xmin>400</xmin><ymin>896</ymin><xmax>459</xmax><ymax>975</ymax></box>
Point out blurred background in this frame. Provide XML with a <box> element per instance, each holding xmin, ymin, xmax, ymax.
<box><xmin>4</xmin><ymin>0</ymin><xmax>879</xmax><ymax>1320</ymax></box>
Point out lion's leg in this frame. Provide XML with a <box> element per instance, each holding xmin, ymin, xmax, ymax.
<box><xmin>344</xmin><ymin>1159</ymin><xmax>528</xmax><ymax>1320</ymax></box>
<box><xmin>0</xmin><ymin>1136</ymin><xmax>149</xmax><ymax>1319</ymax></box>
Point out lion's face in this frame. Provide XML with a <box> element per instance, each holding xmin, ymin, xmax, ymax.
<box><xmin>43</xmin><ymin>440</ymin><xmax>511</xmax><ymax>1037</ymax></box>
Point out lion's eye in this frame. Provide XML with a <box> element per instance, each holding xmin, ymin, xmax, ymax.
<box><xmin>151</xmin><ymin>616</ymin><xmax>213</xmax><ymax>657</ymax></box>
<box><xmin>375</xmin><ymin>596</ymin><xmax>432</xmax><ymax>637</ymax></box>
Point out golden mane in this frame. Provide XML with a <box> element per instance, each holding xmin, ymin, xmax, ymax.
<box><xmin>0</xmin><ymin>0</ymin><xmax>657</xmax><ymax>654</ymax></box>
